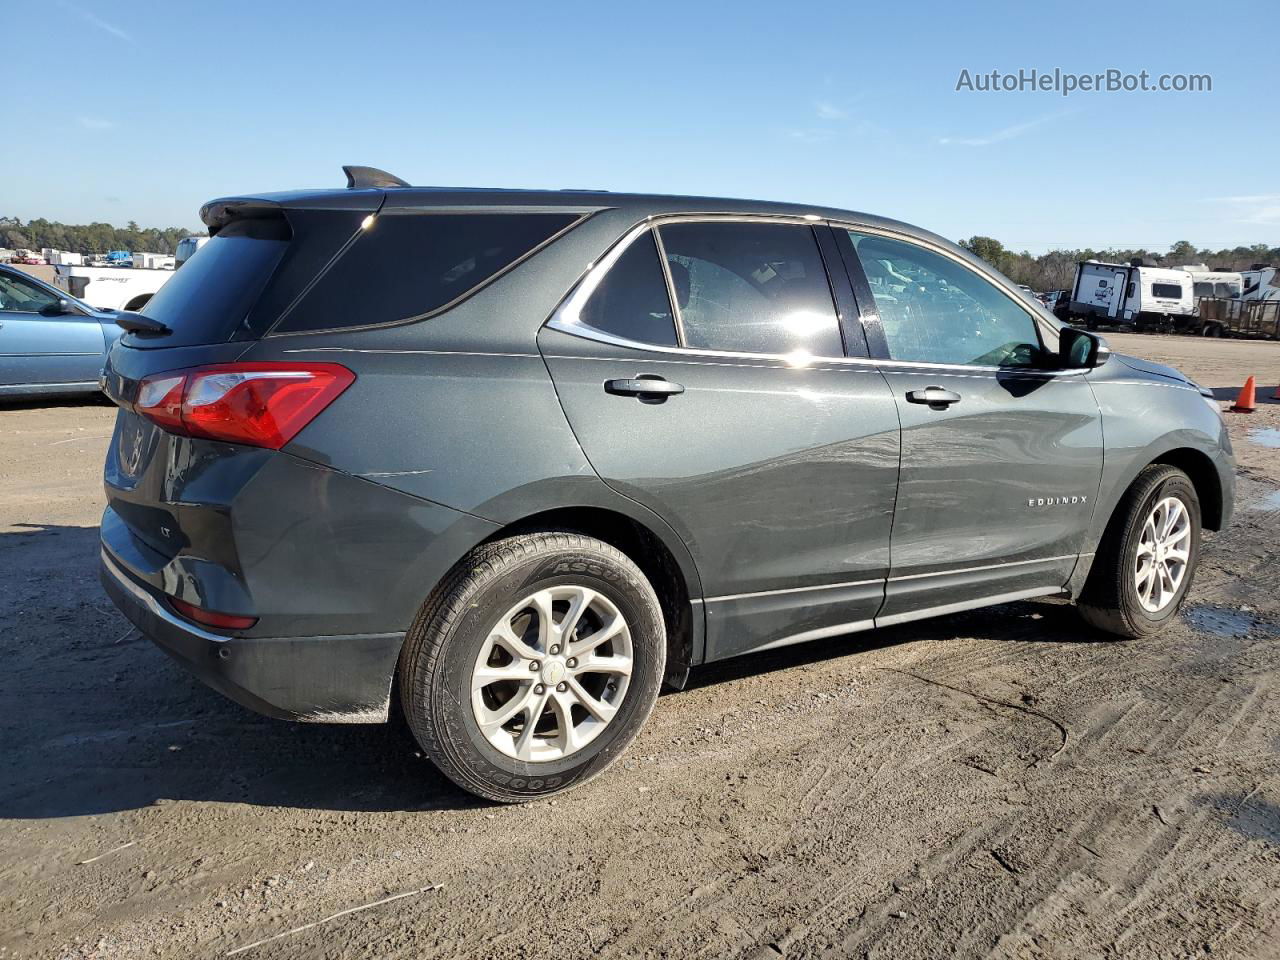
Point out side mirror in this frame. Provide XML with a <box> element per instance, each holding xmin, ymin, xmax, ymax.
<box><xmin>1060</xmin><ymin>327</ymin><xmax>1110</xmax><ymax>369</ymax></box>
<box><xmin>40</xmin><ymin>299</ymin><xmax>72</xmax><ymax>317</ymax></box>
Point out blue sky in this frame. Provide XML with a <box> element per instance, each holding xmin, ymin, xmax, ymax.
<box><xmin>3</xmin><ymin>0</ymin><xmax>1274</xmax><ymax>253</ymax></box>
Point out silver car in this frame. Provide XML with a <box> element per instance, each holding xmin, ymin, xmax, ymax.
<box><xmin>0</xmin><ymin>264</ymin><xmax>123</xmax><ymax>398</ymax></box>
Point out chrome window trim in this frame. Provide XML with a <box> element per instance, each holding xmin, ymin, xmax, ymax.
<box><xmin>649</xmin><ymin>226</ymin><xmax>687</xmax><ymax>347</ymax></box>
<box><xmin>546</xmin><ymin>213</ymin><xmax>1087</xmax><ymax>378</ymax></box>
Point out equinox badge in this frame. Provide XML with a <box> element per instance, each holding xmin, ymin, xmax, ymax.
<box><xmin>1028</xmin><ymin>496</ymin><xmax>1089</xmax><ymax>507</ymax></box>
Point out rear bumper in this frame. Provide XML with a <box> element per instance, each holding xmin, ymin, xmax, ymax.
<box><xmin>100</xmin><ymin>548</ymin><xmax>403</xmax><ymax>722</ymax></box>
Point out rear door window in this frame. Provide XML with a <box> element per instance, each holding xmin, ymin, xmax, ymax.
<box><xmin>577</xmin><ymin>231</ymin><xmax>678</xmax><ymax>346</ymax></box>
<box><xmin>656</xmin><ymin>222</ymin><xmax>844</xmax><ymax>357</ymax></box>
<box><xmin>274</xmin><ymin>211</ymin><xmax>580</xmax><ymax>334</ymax></box>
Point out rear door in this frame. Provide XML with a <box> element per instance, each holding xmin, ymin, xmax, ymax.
<box><xmin>0</xmin><ymin>271</ymin><xmax>106</xmax><ymax>386</ymax></box>
<box><xmin>837</xmin><ymin>228</ymin><xmax>1103</xmax><ymax>623</ymax></box>
<box><xmin>1110</xmin><ymin>270</ymin><xmax>1129</xmax><ymax>319</ymax></box>
<box><xmin>540</xmin><ymin>217</ymin><xmax>900</xmax><ymax>662</ymax></box>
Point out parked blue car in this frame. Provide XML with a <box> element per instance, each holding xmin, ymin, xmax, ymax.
<box><xmin>0</xmin><ymin>264</ymin><xmax>123</xmax><ymax>398</ymax></box>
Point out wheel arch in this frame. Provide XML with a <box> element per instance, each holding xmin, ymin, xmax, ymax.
<box><xmin>475</xmin><ymin>504</ymin><xmax>703</xmax><ymax>689</ymax></box>
<box><xmin>1070</xmin><ymin>441</ymin><xmax>1228</xmax><ymax>599</ymax></box>
<box><xmin>1149</xmin><ymin>447</ymin><xmax>1225</xmax><ymax>531</ymax></box>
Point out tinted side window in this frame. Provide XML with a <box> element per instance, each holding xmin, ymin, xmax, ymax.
<box><xmin>276</xmin><ymin>212</ymin><xmax>578</xmax><ymax>333</ymax></box>
<box><xmin>658</xmin><ymin>222</ymin><xmax>843</xmax><ymax>357</ymax></box>
<box><xmin>140</xmin><ymin>217</ymin><xmax>289</xmax><ymax>347</ymax></box>
<box><xmin>578</xmin><ymin>231</ymin><xmax>677</xmax><ymax>346</ymax></box>
<box><xmin>1152</xmin><ymin>282</ymin><xmax>1182</xmax><ymax>298</ymax></box>
<box><xmin>849</xmin><ymin>231</ymin><xmax>1043</xmax><ymax>367</ymax></box>
<box><xmin>0</xmin><ymin>272</ymin><xmax>60</xmax><ymax>313</ymax></box>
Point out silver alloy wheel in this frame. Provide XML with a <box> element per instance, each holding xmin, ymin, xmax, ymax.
<box><xmin>470</xmin><ymin>585</ymin><xmax>634</xmax><ymax>762</ymax></box>
<box><xmin>1135</xmin><ymin>495</ymin><xmax>1192</xmax><ymax>613</ymax></box>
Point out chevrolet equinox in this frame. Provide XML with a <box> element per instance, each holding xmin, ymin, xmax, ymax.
<box><xmin>100</xmin><ymin>166</ymin><xmax>1234</xmax><ymax>802</ymax></box>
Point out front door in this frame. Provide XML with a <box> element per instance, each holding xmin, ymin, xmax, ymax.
<box><xmin>840</xmin><ymin>228</ymin><xmax>1104</xmax><ymax>623</ymax></box>
<box><xmin>540</xmin><ymin>219</ymin><xmax>901</xmax><ymax>661</ymax></box>
<box><xmin>0</xmin><ymin>271</ymin><xmax>105</xmax><ymax>386</ymax></box>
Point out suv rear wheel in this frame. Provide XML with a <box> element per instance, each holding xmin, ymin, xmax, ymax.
<box><xmin>398</xmin><ymin>531</ymin><xmax>666</xmax><ymax>802</ymax></box>
<box><xmin>1077</xmin><ymin>464</ymin><xmax>1201</xmax><ymax>638</ymax></box>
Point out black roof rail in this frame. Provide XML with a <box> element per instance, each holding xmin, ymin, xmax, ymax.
<box><xmin>343</xmin><ymin>165</ymin><xmax>410</xmax><ymax>189</ymax></box>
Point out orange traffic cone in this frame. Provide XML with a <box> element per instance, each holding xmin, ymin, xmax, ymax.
<box><xmin>1230</xmin><ymin>376</ymin><xmax>1257</xmax><ymax>413</ymax></box>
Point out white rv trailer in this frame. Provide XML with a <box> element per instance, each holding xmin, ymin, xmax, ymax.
<box><xmin>53</xmin><ymin>264</ymin><xmax>174</xmax><ymax>312</ymax></box>
<box><xmin>1242</xmin><ymin>266</ymin><xmax>1279</xmax><ymax>301</ymax></box>
<box><xmin>1186</xmin><ymin>270</ymin><xmax>1243</xmax><ymax>301</ymax></box>
<box><xmin>132</xmin><ymin>251</ymin><xmax>176</xmax><ymax>270</ymax></box>
<box><xmin>174</xmin><ymin>236</ymin><xmax>209</xmax><ymax>268</ymax></box>
<box><xmin>1067</xmin><ymin>260</ymin><xmax>1196</xmax><ymax>329</ymax></box>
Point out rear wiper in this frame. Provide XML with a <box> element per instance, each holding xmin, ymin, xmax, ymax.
<box><xmin>115</xmin><ymin>311</ymin><xmax>172</xmax><ymax>336</ymax></box>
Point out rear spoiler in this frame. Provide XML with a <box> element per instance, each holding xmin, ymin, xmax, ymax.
<box><xmin>200</xmin><ymin>199</ymin><xmax>286</xmax><ymax>236</ymax></box>
<box><xmin>114</xmin><ymin>310</ymin><xmax>171</xmax><ymax>336</ymax></box>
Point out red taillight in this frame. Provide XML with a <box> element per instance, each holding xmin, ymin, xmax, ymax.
<box><xmin>134</xmin><ymin>363</ymin><xmax>354</xmax><ymax>449</ymax></box>
<box><xmin>168</xmin><ymin>596</ymin><xmax>258</xmax><ymax>630</ymax></box>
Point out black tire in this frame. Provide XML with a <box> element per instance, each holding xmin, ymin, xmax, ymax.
<box><xmin>397</xmin><ymin>531</ymin><xmax>666</xmax><ymax>803</ymax></box>
<box><xmin>1077</xmin><ymin>465</ymin><xmax>1201</xmax><ymax>638</ymax></box>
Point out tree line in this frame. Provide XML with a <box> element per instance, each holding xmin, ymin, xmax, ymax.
<box><xmin>959</xmin><ymin>237</ymin><xmax>1280</xmax><ymax>292</ymax></box>
<box><xmin>0</xmin><ymin>216</ymin><xmax>203</xmax><ymax>257</ymax></box>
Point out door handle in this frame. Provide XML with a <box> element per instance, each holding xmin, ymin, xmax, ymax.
<box><xmin>605</xmin><ymin>376</ymin><xmax>685</xmax><ymax>402</ymax></box>
<box><xmin>906</xmin><ymin>386</ymin><xmax>961</xmax><ymax>408</ymax></box>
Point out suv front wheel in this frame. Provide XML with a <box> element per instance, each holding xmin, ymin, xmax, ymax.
<box><xmin>398</xmin><ymin>531</ymin><xmax>666</xmax><ymax>802</ymax></box>
<box><xmin>1078</xmin><ymin>464</ymin><xmax>1202</xmax><ymax>638</ymax></box>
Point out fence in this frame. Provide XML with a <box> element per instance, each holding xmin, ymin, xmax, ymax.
<box><xmin>1196</xmin><ymin>297</ymin><xmax>1280</xmax><ymax>339</ymax></box>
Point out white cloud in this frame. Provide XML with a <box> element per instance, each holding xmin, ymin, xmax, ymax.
<box><xmin>1243</xmin><ymin>206</ymin><xmax>1280</xmax><ymax>224</ymax></box>
<box><xmin>785</xmin><ymin>129</ymin><xmax>836</xmax><ymax>144</ymax></box>
<box><xmin>939</xmin><ymin>113</ymin><xmax>1058</xmax><ymax>147</ymax></box>
<box><xmin>59</xmin><ymin>0</ymin><xmax>132</xmax><ymax>42</ymax></box>
<box><xmin>1204</xmin><ymin>193</ymin><xmax>1280</xmax><ymax>203</ymax></box>
<box><xmin>78</xmin><ymin>117</ymin><xmax>115</xmax><ymax>130</ymax></box>
<box><xmin>1204</xmin><ymin>193</ymin><xmax>1280</xmax><ymax>224</ymax></box>
<box><xmin>815</xmin><ymin>101</ymin><xmax>847</xmax><ymax>121</ymax></box>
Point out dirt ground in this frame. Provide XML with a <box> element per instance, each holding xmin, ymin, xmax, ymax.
<box><xmin>2</xmin><ymin>333</ymin><xmax>1278</xmax><ymax>960</ymax></box>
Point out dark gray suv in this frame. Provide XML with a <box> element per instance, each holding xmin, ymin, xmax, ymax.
<box><xmin>100</xmin><ymin>167</ymin><xmax>1233</xmax><ymax>802</ymax></box>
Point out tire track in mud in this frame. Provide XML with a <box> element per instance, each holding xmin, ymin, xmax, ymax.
<box><xmin>719</xmin><ymin>625</ymin><xmax>1277</xmax><ymax>960</ymax></box>
<box><xmin>614</xmin><ymin>667</ymin><xmax>1076</xmax><ymax>959</ymax></box>
<box><xmin>596</xmin><ymin>669</ymin><xmax>1030</xmax><ymax>959</ymax></box>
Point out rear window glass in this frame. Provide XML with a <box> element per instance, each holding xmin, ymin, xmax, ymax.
<box><xmin>273</xmin><ymin>212</ymin><xmax>578</xmax><ymax>333</ymax></box>
<box><xmin>1152</xmin><ymin>282</ymin><xmax>1182</xmax><ymax>298</ymax></box>
<box><xmin>138</xmin><ymin>218</ymin><xmax>289</xmax><ymax>347</ymax></box>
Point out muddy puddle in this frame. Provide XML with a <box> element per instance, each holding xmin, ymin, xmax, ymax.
<box><xmin>1248</xmin><ymin>427</ymin><xmax>1280</xmax><ymax>448</ymax></box>
<box><xmin>1182</xmin><ymin>603</ymin><xmax>1273</xmax><ymax>638</ymax></box>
